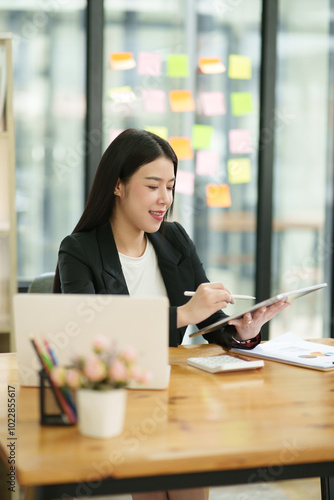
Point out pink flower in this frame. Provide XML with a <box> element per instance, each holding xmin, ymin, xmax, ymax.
<box><xmin>49</xmin><ymin>336</ymin><xmax>147</xmax><ymax>390</ymax></box>
<box><xmin>83</xmin><ymin>355</ymin><xmax>107</xmax><ymax>382</ymax></box>
<box><xmin>128</xmin><ymin>365</ymin><xmax>141</xmax><ymax>380</ymax></box>
<box><xmin>138</xmin><ymin>370</ymin><xmax>152</xmax><ymax>385</ymax></box>
<box><xmin>65</xmin><ymin>368</ymin><xmax>82</xmax><ymax>389</ymax></box>
<box><xmin>93</xmin><ymin>334</ymin><xmax>111</xmax><ymax>353</ymax></box>
<box><xmin>109</xmin><ymin>359</ymin><xmax>128</xmax><ymax>382</ymax></box>
<box><xmin>51</xmin><ymin>366</ymin><xmax>67</xmax><ymax>386</ymax></box>
<box><xmin>121</xmin><ymin>347</ymin><xmax>137</xmax><ymax>363</ymax></box>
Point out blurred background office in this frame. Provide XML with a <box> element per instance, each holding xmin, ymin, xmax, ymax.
<box><xmin>0</xmin><ymin>0</ymin><xmax>333</xmax><ymax>342</ymax></box>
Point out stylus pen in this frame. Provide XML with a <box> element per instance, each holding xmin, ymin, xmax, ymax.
<box><xmin>184</xmin><ymin>291</ymin><xmax>256</xmax><ymax>300</ymax></box>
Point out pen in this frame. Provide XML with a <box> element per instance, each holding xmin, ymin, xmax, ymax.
<box><xmin>184</xmin><ymin>291</ymin><xmax>255</xmax><ymax>300</ymax></box>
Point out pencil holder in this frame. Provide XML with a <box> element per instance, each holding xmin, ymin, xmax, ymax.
<box><xmin>39</xmin><ymin>369</ymin><xmax>76</xmax><ymax>426</ymax></box>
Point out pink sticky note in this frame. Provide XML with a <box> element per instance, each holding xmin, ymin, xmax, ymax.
<box><xmin>175</xmin><ymin>170</ymin><xmax>195</xmax><ymax>195</ymax></box>
<box><xmin>196</xmin><ymin>151</ymin><xmax>220</xmax><ymax>176</ymax></box>
<box><xmin>142</xmin><ymin>89</ymin><xmax>167</xmax><ymax>113</ymax></box>
<box><xmin>228</xmin><ymin>129</ymin><xmax>253</xmax><ymax>154</ymax></box>
<box><xmin>199</xmin><ymin>92</ymin><xmax>226</xmax><ymax>116</ymax></box>
<box><xmin>137</xmin><ymin>52</ymin><xmax>162</xmax><ymax>76</ymax></box>
<box><xmin>109</xmin><ymin>129</ymin><xmax>124</xmax><ymax>143</ymax></box>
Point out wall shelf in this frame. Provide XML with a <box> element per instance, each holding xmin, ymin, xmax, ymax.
<box><xmin>0</xmin><ymin>34</ymin><xmax>17</xmax><ymax>352</ymax></box>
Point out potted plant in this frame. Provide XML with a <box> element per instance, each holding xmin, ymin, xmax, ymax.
<box><xmin>51</xmin><ymin>334</ymin><xmax>150</xmax><ymax>438</ymax></box>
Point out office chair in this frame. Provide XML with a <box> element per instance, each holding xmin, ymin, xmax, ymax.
<box><xmin>27</xmin><ymin>272</ymin><xmax>55</xmax><ymax>293</ymax></box>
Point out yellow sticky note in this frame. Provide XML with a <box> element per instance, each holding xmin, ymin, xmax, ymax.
<box><xmin>107</xmin><ymin>86</ymin><xmax>136</xmax><ymax>103</ymax></box>
<box><xmin>109</xmin><ymin>52</ymin><xmax>136</xmax><ymax>70</ymax></box>
<box><xmin>228</xmin><ymin>54</ymin><xmax>252</xmax><ymax>79</ymax></box>
<box><xmin>167</xmin><ymin>54</ymin><xmax>189</xmax><ymax>78</ymax></box>
<box><xmin>145</xmin><ymin>126</ymin><xmax>168</xmax><ymax>140</ymax></box>
<box><xmin>206</xmin><ymin>184</ymin><xmax>231</xmax><ymax>208</ymax></box>
<box><xmin>192</xmin><ymin>124</ymin><xmax>213</xmax><ymax>149</ymax></box>
<box><xmin>169</xmin><ymin>90</ymin><xmax>195</xmax><ymax>112</ymax></box>
<box><xmin>230</xmin><ymin>92</ymin><xmax>253</xmax><ymax>116</ymax></box>
<box><xmin>198</xmin><ymin>57</ymin><xmax>226</xmax><ymax>74</ymax></box>
<box><xmin>169</xmin><ymin>137</ymin><xmax>194</xmax><ymax>160</ymax></box>
<box><xmin>228</xmin><ymin>158</ymin><xmax>251</xmax><ymax>184</ymax></box>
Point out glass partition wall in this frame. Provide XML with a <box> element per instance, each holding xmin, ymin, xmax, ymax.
<box><xmin>270</xmin><ymin>0</ymin><xmax>333</xmax><ymax>339</ymax></box>
<box><xmin>0</xmin><ymin>0</ymin><xmax>333</xmax><ymax>341</ymax></box>
<box><xmin>0</xmin><ymin>1</ymin><xmax>86</xmax><ymax>280</ymax></box>
<box><xmin>103</xmin><ymin>0</ymin><xmax>263</xmax><ymax>340</ymax></box>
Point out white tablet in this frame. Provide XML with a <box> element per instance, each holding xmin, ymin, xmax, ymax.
<box><xmin>189</xmin><ymin>282</ymin><xmax>327</xmax><ymax>338</ymax></box>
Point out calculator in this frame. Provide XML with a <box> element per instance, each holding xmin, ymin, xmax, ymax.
<box><xmin>187</xmin><ymin>354</ymin><xmax>264</xmax><ymax>373</ymax></box>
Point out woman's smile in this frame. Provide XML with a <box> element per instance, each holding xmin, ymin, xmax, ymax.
<box><xmin>149</xmin><ymin>210</ymin><xmax>165</xmax><ymax>221</ymax></box>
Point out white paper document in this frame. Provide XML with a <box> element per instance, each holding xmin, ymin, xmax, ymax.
<box><xmin>231</xmin><ymin>332</ymin><xmax>334</xmax><ymax>371</ymax></box>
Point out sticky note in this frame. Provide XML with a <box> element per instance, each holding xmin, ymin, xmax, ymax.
<box><xmin>198</xmin><ymin>57</ymin><xmax>226</xmax><ymax>74</ymax></box>
<box><xmin>145</xmin><ymin>126</ymin><xmax>168</xmax><ymax>140</ymax></box>
<box><xmin>196</xmin><ymin>151</ymin><xmax>219</xmax><ymax>176</ymax></box>
<box><xmin>228</xmin><ymin>129</ymin><xmax>253</xmax><ymax>154</ymax></box>
<box><xmin>169</xmin><ymin>90</ymin><xmax>195</xmax><ymax>112</ymax></box>
<box><xmin>109</xmin><ymin>52</ymin><xmax>136</xmax><ymax>70</ymax></box>
<box><xmin>227</xmin><ymin>158</ymin><xmax>251</xmax><ymax>184</ymax></box>
<box><xmin>199</xmin><ymin>92</ymin><xmax>226</xmax><ymax>116</ymax></box>
<box><xmin>107</xmin><ymin>86</ymin><xmax>137</xmax><ymax>103</ymax></box>
<box><xmin>206</xmin><ymin>184</ymin><xmax>231</xmax><ymax>207</ymax></box>
<box><xmin>228</xmin><ymin>54</ymin><xmax>252</xmax><ymax>79</ymax></box>
<box><xmin>175</xmin><ymin>170</ymin><xmax>195</xmax><ymax>195</ymax></box>
<box><xmin>169</xmin><ymin>137</ymin><xmax>193</xmax><ymax>160</ymax></box>
<box><xmin>142</xmin><ymin>89</ymin><xmax>167</xmax><ymax>113</ymax></box>
<box><xmin>109</xmin><ymin>129</ymin><xmax>124</xmax><ymax>143</ymax></box>
<box><xmin>192</xmin><ymin>125</ymin><xmax>213</xmax><ymax>149</ymax></box>
<box><xmin>137</xmin><ymin>52</ymin><xmax>162</xmax><ymax>76</ymax></box>
<box><xmin>230</xmin><ymin>92</ymin><xmax>253</xmax><ymax>116</ymax></box>
<box><xmin>167</xmin><ymin>54</ymin><xmax>189</xmax><ymax>78</ymax></box>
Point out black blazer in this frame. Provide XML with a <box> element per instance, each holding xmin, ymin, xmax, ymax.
<box><xmin>58</xmin><ymin>221</ymin><xmax>258</xmax><ymax>348</ymax></box>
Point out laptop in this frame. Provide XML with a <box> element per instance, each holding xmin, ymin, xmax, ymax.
<box><xmin>13</xmin><ymin>293</ymin><xmax>170</xmax><ymax>389</ymax></box>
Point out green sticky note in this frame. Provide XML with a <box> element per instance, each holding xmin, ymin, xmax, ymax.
<box><xmin>192</xmin><ymin>125</ymin><xmax>214</xmax><ymax>149</ymax></box>
<box><xmin>230</xmin><ymin>92</ymin><xmax>253</xmax><ymax>116</ymax></box>
<box><xmin>228</xmin><ymin>54</ymin><xmax>252</xmax><ymax>79</ymax></box>
<box><xmin>145</xmin><ymin>126</ymin><xmax>168</xmax><ymax>140</ymax></box>
<box><xmin>228</xmin><ymin>158</ymin><xmax>251</xmax><ymax>184</ymax></box>
<box><xmin>167</xmin><ymin>54</ymin><xmax>189</xmax><ymax>78</ymax></box>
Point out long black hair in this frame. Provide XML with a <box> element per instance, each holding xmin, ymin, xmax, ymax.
<box><xmin>53</xmin><ymin>128</ymin><xmax>178</xmax><ymax>292</ymax></box>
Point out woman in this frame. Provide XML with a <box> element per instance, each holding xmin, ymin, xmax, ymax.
<box><xmin>53</xmin><ymin>128</ymin><xmax>289</xmax><ymax>500</ymax></box>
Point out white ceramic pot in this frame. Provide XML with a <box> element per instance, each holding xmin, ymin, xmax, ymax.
<box><xmin>76</xmin><ymin>388</ymin><xmax>127</xmax><ymax>439</ymax></box>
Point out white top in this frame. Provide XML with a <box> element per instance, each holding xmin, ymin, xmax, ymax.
<box><xmin>119</xmin><ymin>238</ymin><xmax>168</xmax><ymax>298</ymax></box>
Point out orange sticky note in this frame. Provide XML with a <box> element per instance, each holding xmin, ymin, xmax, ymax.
<box><xmin>198</xmin><ymin>57</ymin><xmax>226</xmax><ymax>74</ymax></box>
<box><xmin>206</xmin><ymin>184</ymin><xmax>231</xmax><ymax>208</ymax></box>
<box><xmin>169</xmin><ymin>137</ymin><xmax>194</xmax><ymax>160</ymax></box>
<box><xmin>169</xmin><ymin>90</ymin><xmax>195</xmax><ymax>112</ymax></box>
<box><xmin>109</xmin><ymin>52</ymin><xmax>136</xmax><ymax>70</ymax></box>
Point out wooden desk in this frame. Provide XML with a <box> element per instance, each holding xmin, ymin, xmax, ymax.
<box><xmin>1</xmin><ymin>342</ymin><xmax>334</xmax><ymax>500</ymax></box>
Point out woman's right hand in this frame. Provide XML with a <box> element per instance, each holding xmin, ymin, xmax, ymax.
<box><xmin>176</xmin><ymin>282</ymin><xmax>234</xmax><ymax>328</ymax></box>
